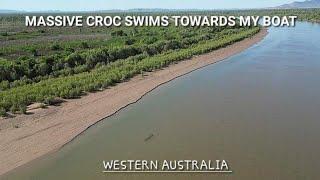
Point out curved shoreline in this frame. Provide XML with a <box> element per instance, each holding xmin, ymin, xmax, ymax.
<box><xmin>0</xmin><ymin>28</ymin><xmax>268</xmax><ymax>176</ymax></box>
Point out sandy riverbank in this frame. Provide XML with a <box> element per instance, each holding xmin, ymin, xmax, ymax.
<box><xmin>0</xmin><ymin>28</ymin><xmax>267</xmax><ymax>176</ymax></box>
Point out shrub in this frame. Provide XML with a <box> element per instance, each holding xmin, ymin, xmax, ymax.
<box><xmin>125</xmin><ymin>39</ymin><xmax>135</xmax><ymax>45</ymax></box>
<box><xmin>0</xmin><ymin>32</ymin><xmax>8</xmax><ymax>36</ymax></box>
<box><xmin>65</xmin><ymin>52</ymin><xmax>84</xmax><ymax>67</ymax></box>
<box><xmin>141</xmin><ymin>37</ymin><xmax>157</xmax><ymax>44</ymax></box>
<box><xmin>0</xmin><ymin>81</ymin><xmax>9</xmax><ymax>91</ymax></box>
<box><xmin>29</xmin><ymin>48</ymin><xmax>38</xmax><ymax>57</ymax></box>
<box><xmin>0</xmin><ymin>108</ymin><xmax>6</xmax><ymax>117</ymax></box>
<box><xmin>111</xmin><ymin>30</ymin><xmax>127</xmax><ymax>37</ymax></box>
<box><xmin>80</xmin><ymin>42</ymin><xmax>89</xmax><ymax>49</ymax></box>
<box><xmin>38</xmin><ymin>30</ymin><xmax>46</xmax><ymax>33</ymax></box>
<box><xmin>51</xmin><ymin>43</ymin><xmax>62</xmax><ymax>51</ymax></box>
<box><xmin>65</xmin><ymin>47</ymin><xmax>75</xmax><ymax>53</ymax></box>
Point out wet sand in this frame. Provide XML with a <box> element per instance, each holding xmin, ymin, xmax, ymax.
<box><xmin>0</xmin><ymin>28</ymin><xmax>267</xmax><ymax>176</ymax></box>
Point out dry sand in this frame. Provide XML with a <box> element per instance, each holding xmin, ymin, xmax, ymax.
<box><xmin>0</xmin><ymin>28</ymin><xmax>267</xmax><ymax>176</ymax></box>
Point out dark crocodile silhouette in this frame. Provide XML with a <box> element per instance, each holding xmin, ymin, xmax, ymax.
<box><xmin>144</xmin><ymin>133</ymin><xmax>155</xmax><ymax>142</ymax></box>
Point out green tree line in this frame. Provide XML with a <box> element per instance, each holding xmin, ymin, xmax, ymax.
<box><xmin>0</xmin><ymin>27</ymin><xmax>260</xmax><ymax>116</ymax></box>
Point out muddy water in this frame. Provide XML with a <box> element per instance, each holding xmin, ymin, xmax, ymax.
<box><xmin>3</xmin><ymin>22</ymin><xmax>320</xmax><ymax>180</ymax></box>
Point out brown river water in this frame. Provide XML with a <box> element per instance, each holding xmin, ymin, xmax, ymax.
<box><xmin>2</xmin><ymin>22</ymin><xmax>320</xmax><ymax>180</ymax></box>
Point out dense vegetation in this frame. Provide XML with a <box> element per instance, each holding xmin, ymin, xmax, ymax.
<box><xmin>0</xmin><ymin>8</ymin><xmax>319</xmax><ymax>116</ymax></box>
<box><xmin>0</xmin><ymin>25</ymin><xmax>245</xmax><ymax>88</ymax></box>
<box><xmin>0</xmin><ymin>20</ymin><xmax>259</xmax><ymax>115</ymax></box>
